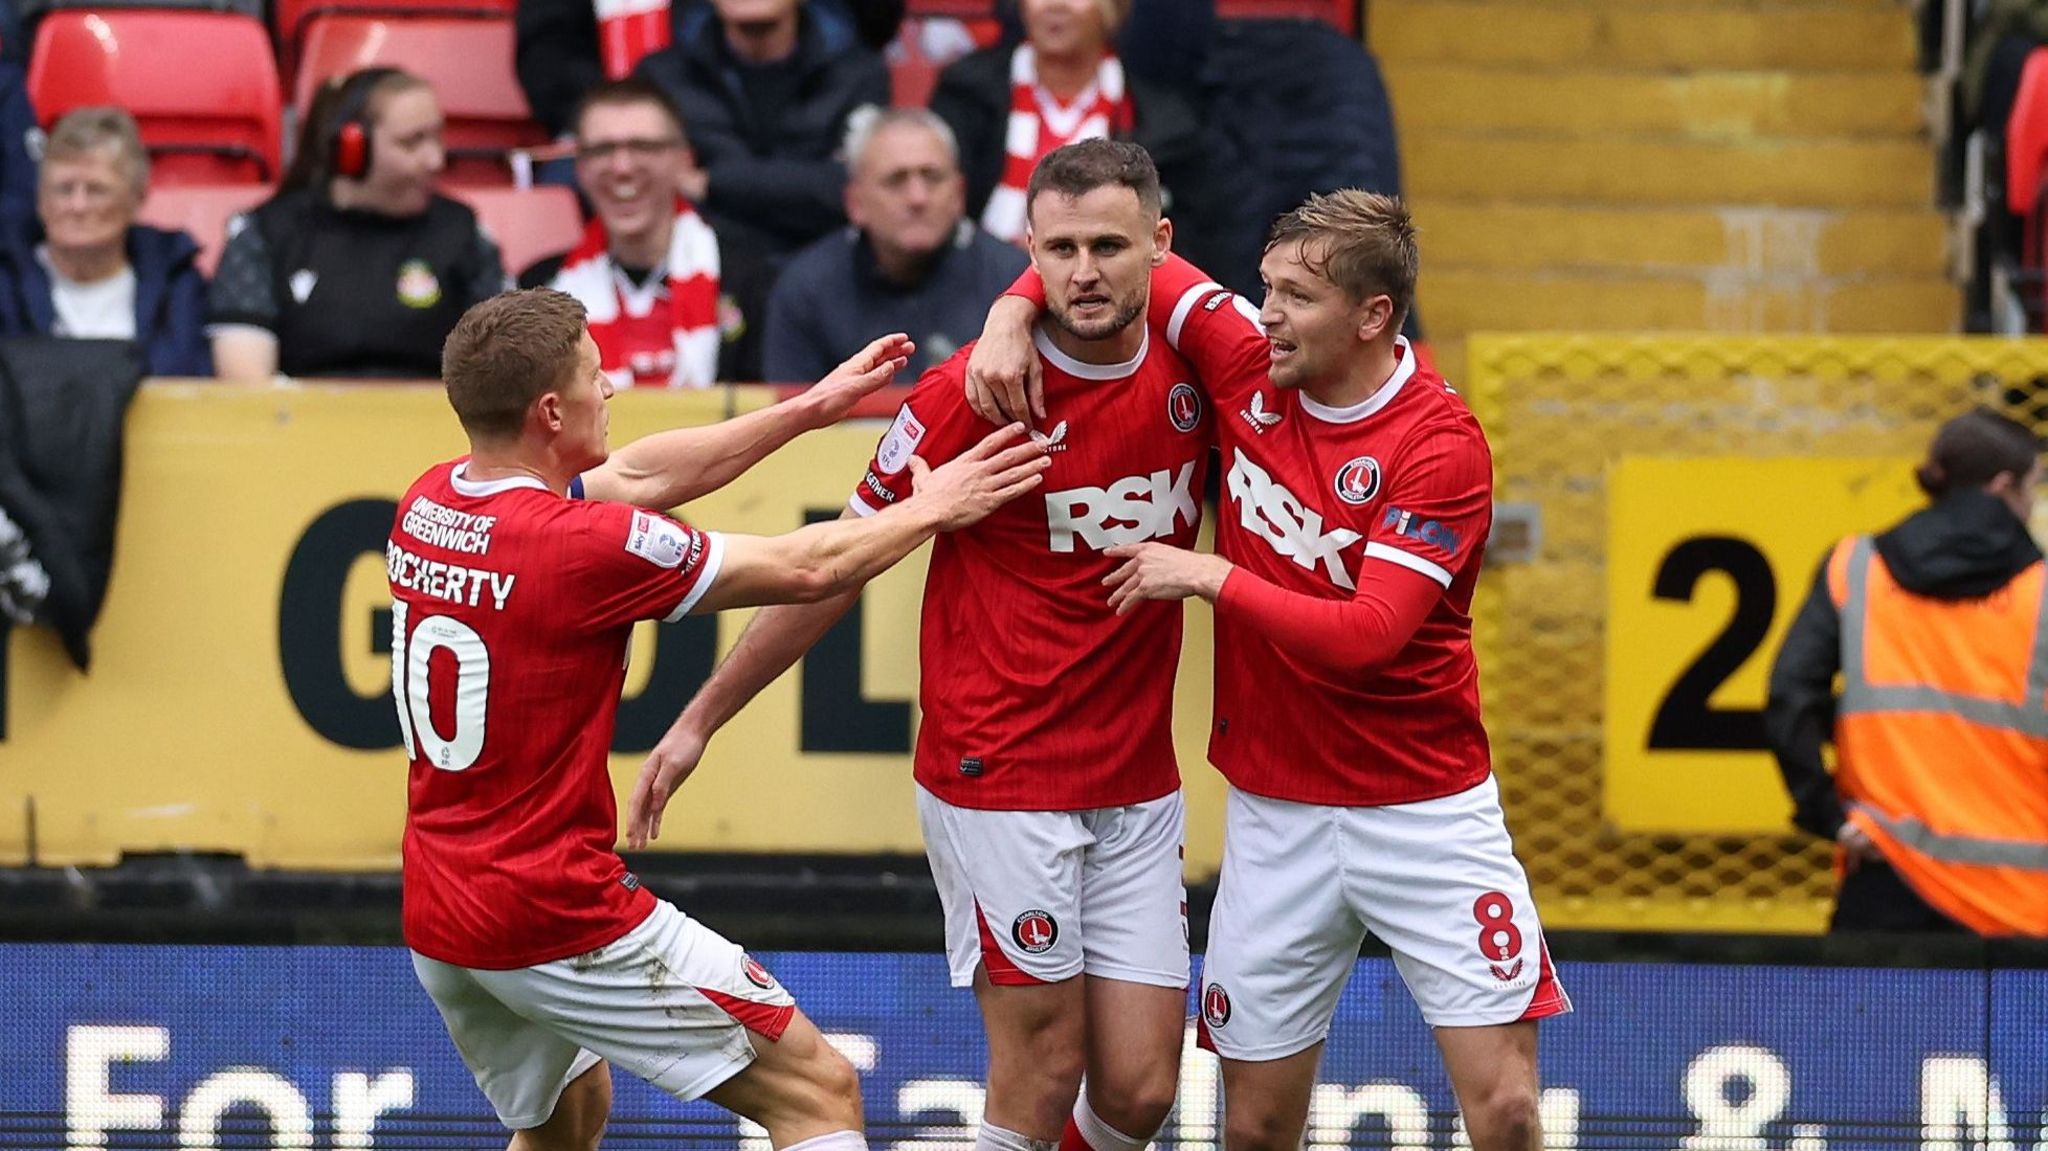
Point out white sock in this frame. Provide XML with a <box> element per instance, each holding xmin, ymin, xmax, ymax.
<box><xmin>977</xmin><ymin>1122</ymin><xmax>1058</xmax><ymax>1151</ymax></box>
<box><xmin>782</xmin><ymin>1131</ymin><xmax>866</xmax><ymax>1151</ymax></box>
<box><xmin>1074</xmin><ymin>1092</ymin><xmax>1152</xmax><ymax>1151</ymax></box>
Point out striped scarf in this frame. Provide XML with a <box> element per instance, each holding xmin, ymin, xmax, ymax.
<box><xmin>593</xmin><ymin>0</ymin><xmax>671</xmax><ymax>80</ymax></box>
<box><xmin>549</xmin><ymin>200</ymin><xmax>722</xmax><ymax>389</ymax></box>
<box><xmin>980</xmin><ymin>45</ymin><xmax>1132</xmax><ymax>244</ymax></box>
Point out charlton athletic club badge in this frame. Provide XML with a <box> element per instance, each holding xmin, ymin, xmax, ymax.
<box><xmin>1334</xmin><ymin>455</ymin><xmax>1382</xmax><ymax>505</ymax></box>
<box><xmin>1011</xmin><ymin>909</ymin><xmax>1058</xmax><ymax>954</ymax></box>
<box><xmin>743</xmin><ymin>955</ymin><xmax>777</xmax><ymax>990</ymax></box>
<box><xmin>1167</xmin><ymin>382</ymin><xmax>1202</xmax><ymax>433</ymax></box>
<box><xmin>1202</xmin><ymin>983</ymin><xmax>1232</xmax><ymax>1028</ymax></box>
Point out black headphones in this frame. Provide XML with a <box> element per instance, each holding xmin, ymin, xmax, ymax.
<box><xmin>326</xmin><ymin>67</ymin><xmax>405</xmax><ymax>182</ymax></box>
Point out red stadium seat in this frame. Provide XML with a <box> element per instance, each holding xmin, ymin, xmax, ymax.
<box><xmin>451</xmin><ymin>185</ymin><xmax>584</xmax><ymax>282</ymax></box>
<box><xmin>887</xmin><ymin>15</ymin><xmax>1001</xmax><ymax>107</ymax></box>
<box><xmin>294</xmin><ymin>13</ymin><xmax>545</xmax><ymax>184</ymax></box>
<box><xmin>28</xmin><ymin>11</ymin><xmax>284</xmax><ymax>183</ymax></box>
<box><xmin>137</xmin><ymin>182</ymin><xmax>273</xmax><ymax>276</ymax></box>
<box><xmin>2008</xmin><ymin>49</ymin><xmax>2048</xmax><ymax>328</ymax></box>
<box><xmin>1216</xmin><ymin>0</ymin><xmax>1355</xmax><ymax>34</ymax></box>
<box><xmin>273</xmin><ymin>0</ymin><xmax>513</xmax><ymax>83</ymax></box>
<box><xmin>904</xmin><ymin>0</ymin><xmax>994</xmax><ymax>16</ymax></box>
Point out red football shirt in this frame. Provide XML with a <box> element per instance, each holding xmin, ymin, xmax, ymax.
<box><xmin>391</xmin><ymin>460</ymin><xmax>722</xmax><ymax>969</ymax></box>
<box><xmin>852</xmin><ymin>330</ymin><xmax>1210</xmax><ymax>810</ymax></box>
<box><xmin>1154</xmin><ymin>258</ymin><xmax>1494</xmax><ymax>806</ymax></box>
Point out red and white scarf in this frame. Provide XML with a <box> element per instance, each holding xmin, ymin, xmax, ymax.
<box><xmin>593</xmin><ymin>0</ymin><xmax>671</xmax><ymax>80</ymax></box>
<box><xmin>980</xmin><ymin>44</ymin><xmax>1133</xmax><ymax>244</ymax></box>
<box><xmin>549</xmin><ymin>200</ymin><xmax>722</xmax><ymax>389</ymax></box>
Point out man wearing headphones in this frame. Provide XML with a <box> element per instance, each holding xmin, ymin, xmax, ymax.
<box><xmin>209</xmin><ymin>68</ymin><xmax>509</xmax><ymax>381</ymax></box>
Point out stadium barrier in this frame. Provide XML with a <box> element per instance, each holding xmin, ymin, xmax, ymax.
<box><xmin>9</xmin><ymin>337</ymin><xmax>2048</xmax><ymax>935</ymax></box>
<box><xmin>4</xmin><ymin>942</ymin><xmax>2046</xmax><ymax>1148</ymax></box>
<box><xmin>0</xmin><ymin>383</ymin><xmax>1228</xmax><ymax>875</ymax></box>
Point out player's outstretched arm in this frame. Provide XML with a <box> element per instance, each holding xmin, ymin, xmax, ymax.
<box><xmin>581</xmin><ymin>333</ymin><xmax>915</xmax><ymax>510</ymax></box>
<box><xmin>628</xmin><ymin>580</ymin><xmax>862</xmax><ymax>848</ymax></box>
<box><xmin>625</xmin><ymin>425</ymin><xmax>1048</xmax><ymax>847</ymax></box>
<box><xmin>688</xmin><ymin>422</ymin><xmax>1046</xmax><ymax>613</ymax></box>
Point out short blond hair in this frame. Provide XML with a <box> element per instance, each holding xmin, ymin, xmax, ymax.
<box><xmin>42</xmin><ymin>106</ymin><xmax>150</xmax><ymax>201</ymax></box>
<box><xmin>1265</xmin><ymin>189</ymin><xmax>1418</xmax><ymax>323</ymax></box>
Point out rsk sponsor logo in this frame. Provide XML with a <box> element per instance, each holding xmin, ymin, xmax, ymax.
<box><xmin>1045</xmin><ymin>461</ymin><xmax>1199</xmax><ymax>553</ymax></box>
<box><xmin>1225</xmin><ymin>449</ymin><xmax>1361</xmax><ymax>590</ymax></box>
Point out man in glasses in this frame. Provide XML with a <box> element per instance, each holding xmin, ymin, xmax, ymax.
<box><xmin>525</xmin><ymin>77</ymin><xmax>774</xmax><ymax>386</ymax></box>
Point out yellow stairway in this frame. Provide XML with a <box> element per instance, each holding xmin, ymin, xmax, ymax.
<box><xmin>1370</xmin><ymin>0</ymin><xmax>1952</xmax><ymax>375</ymax></box>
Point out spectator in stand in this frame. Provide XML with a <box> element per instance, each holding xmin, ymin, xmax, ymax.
<box><xmin>517</xmin><ymin>0</ymin><xmax>900</xmax><ymax>144</ymax></box>
<box><xmin>633</xmin><ymin>0</ymin><xmax>889</xmax><ymax>259</ymax></box>
<box><xmin>0</xmin><ymin>107</ymin><xmax>209</xmax><ymax>374</ymax></box>
<box><xmin>208</xmin><ymin>69</ymin><xmax>507</xmax><ymax>381</ymax></box>
<box><xmin>763</xmin><ymin>106</ymin><xmax>1023</xmax><ymax>384</ymax></box>
<box><xmin>520</xmin><ymin>78</ymin><xmax>772</xmax><ymax>386</ymax></box>
<box><xmin>930</xmin><ymin>0</ymin><xmax>1207</xmax><ymax>251</ymax></box>
<box><xmin>0</xmin><ymin>57</ymin><xmax>37</xmax><ymax>231</ymax></box>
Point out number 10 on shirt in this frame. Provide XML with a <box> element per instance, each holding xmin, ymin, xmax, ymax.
<box><xmin>390</xmin><ymin>602</ymin><xmax>492</xmax><ymax>772</ymax></box>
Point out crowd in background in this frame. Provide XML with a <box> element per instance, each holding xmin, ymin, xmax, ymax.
<box><xmin>0</xmin><ymin>0</ymin><xmax>1398</xmax><ymax>388</ymax></box>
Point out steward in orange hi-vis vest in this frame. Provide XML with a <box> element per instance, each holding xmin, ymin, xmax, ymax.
<box><xmin>1767</xmin><ymin>408</ymin><xmax>2046</xmax><ymax>933</ymax></box>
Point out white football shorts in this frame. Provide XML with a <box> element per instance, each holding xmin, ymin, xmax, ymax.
<box><xmin>1198</xmin><ymin>776</ymin><xmax>1570</xmax><ymax>1061</ymax></box>
<box><xmin>412</xmin><ymin>899</ymin><xmax>796</xmax><ymax>1129</ymax></box>
<box><xmin>917</xmin><ymin>784</ymin><xmax>1190</xmax><ymax>990</ymax></box>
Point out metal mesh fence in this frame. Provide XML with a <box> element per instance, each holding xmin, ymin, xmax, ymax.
<box><xmin>1465</xmin><ymin>335</ymin><xmax>2048</xmax><ymax>931</ymax></box>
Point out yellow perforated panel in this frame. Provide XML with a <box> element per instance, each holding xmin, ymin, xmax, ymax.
<box><xmin>1465</xmin><ymin>336</ymin><xmax>2048</xmax><ymax>932</ymax></box>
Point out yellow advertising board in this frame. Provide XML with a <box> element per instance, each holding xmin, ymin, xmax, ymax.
<box><xmin>0</xmin><ymin>383</ymin><xmax>1226</xmax><ymax>873</ymax></box>
<box><xmin>1602</xmin><ymin>456</ymin><xmax>1922</xmax><ymax>833</ymax></box>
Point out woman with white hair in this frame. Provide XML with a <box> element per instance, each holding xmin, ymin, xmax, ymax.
<box><xmin>0</xmin><ymin>106</ymin><xmax>210</xmax><ymax>375</ymax></box>
<box><xmin>929</xmin><ymin>0</ymin><xmax>1208</xmax><ymax>249</ymax></box>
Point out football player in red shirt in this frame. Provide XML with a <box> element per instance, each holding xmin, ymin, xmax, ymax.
<box><xmin>633</xmin><ymin>142</ymin><xmax>1207</xmax><ymax>1151</ymax></box>
<box><xmin>394</xmin><ymin>288</ymin><xmax>1048</xmax><ymax>1151</ymax></box>
<box><xmin>968</xmin><ymin>192</ymin><xmax>1569</xmax><ymax>1151</ymax></box>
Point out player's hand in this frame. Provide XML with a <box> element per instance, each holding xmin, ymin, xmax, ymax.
<box><xmin>906</xmin><ymin>423</ymin><xmax>1050</xmax><ymax>530</ymax></box>
<box><xmin>1103</xmin><ymin>543</ymin><xmax>1233</xmax><ymax>615</ymax></box>
<box><xmin>804</xmin><ymin>333</ymin><xmax>914</xmax><ymax>427</ymax></box>
<box><xmin>625</xmin><ymin>722</ymin><xmax>708</xmax><ymax>849</ymax></box>
<box><xmin>1837</xmin><ymin>818</ymin><xmax>1881</xmax><ymax>872</ymax></box>
<box><xmin>966</xmin><ymin>297</ymin><xmax>1044</xmax><ymax>424</ymax></box>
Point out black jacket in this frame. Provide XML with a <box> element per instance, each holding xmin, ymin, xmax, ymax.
<box><xmin>0</xmin><ymin>337</ymin><xmax>146</xmax><ymax>672</ymax></box>
<box><xmin>635</xmin><ymin>4</ymin><xmax>889</xmax><ymax>255</ymax></box>
<box><xmin>516</xmin><ymin>0</ymin><xmax>901</xmax><ymax>138</ymax></box>
<box><xmin>928</xmin><ymin>44</ymin><xmax>1214</xmax><ymax>267</ymax></box>
<box><xmin>0</xmin><ymin>221</ymin><xmax>212</xmax><ymax>376</ymax></box>
<box><xmin>1765</xmin><ymin>490</ymin><xmax>2045</xmax><ymax>839</ymax></box>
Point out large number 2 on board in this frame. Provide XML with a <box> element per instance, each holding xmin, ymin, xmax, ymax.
<box><xmin>389</xmin><ymin>601</ymin><xmax>491</xmax><ymax>772</ymax></box>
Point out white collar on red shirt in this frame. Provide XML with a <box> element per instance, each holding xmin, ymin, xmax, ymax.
<box><xmin>1299</xmin><ymin>335</ymin><xmax>1418</xmax><ymax>425</ymax></box>
<box><xmin>1031</xmin><ymin>322</ymin><xmax>1149</xmax><ymax>381</ymax></box>
<box><xmin>450</xmin><ymin>461</ymin><xmax>552</xmax><ymax>497</ymax></box>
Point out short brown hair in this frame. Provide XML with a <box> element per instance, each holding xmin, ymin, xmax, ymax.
<box><xmin>442</xmin><ymin>289</ymin><xmax>587</xmax><ymax>441</ymax></box>
<box><xmin>574</xmin><ymin>77</ymin><xmax>687</xmax><ymax>143</ymax></box>
<box><xmin>1026</xmin><ymin>139</ymin><xmax>1161</xmax><ymax>223</ymax></box>
<box><xmin>43</xmin><ymin>106</ymin><xmax>150</xmax><ymax>201</ymax></box>
<box><xmin>1266</xmin><ymin>190</ymin><xmax>1419</xmax><ymax>323</ymax></box>
<box><xmin>1916</xmin><ymin>406</ymin><xmax>2041</xmax><ymax>498</ymax></box>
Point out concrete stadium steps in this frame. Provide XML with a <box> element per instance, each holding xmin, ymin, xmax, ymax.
<box><xmin>1423</xmin><ymin>271</ymin><xmax>1958</xmax><ymax>334</ymax></box>
<box><xmin>1371</xmin><ymin>3</ymin><xmax>1916</xmax><ymax>71</ymax></box>
<box><xmin>1418</xmin><ymin>205</ymin><xmax>1947</xmax><ymax>278</ymax></box>
<box><xmin>1386</xmin><ymin>66</ymin><xmax>1923</xmax><ymax>139</ymax></box>
<box><xmin>1404</xmin><ymin>135</ymin><xmax>1933</xmax><ymax>208</ymax></box>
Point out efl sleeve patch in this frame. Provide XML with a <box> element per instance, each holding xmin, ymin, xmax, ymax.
<box><xmin>875</xmin><ymin>404</ymin><xmax>927</xmax><ymax>476</ymax></box>
<box><xmin>625</xmin><ymin>509</ymin><xmax>695</xmax><ymax>570</ymax></box>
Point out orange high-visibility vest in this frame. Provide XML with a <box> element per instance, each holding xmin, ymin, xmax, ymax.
<box><xmin>1828</xmin><ymin>535</ymin><xmax>2048</xmax><ymax>935</ymax></box>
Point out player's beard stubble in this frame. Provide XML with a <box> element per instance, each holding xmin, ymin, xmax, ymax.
<box><xmin>1048</xmin><ymin>293</ymin><xmax>1147</xmax><ymax>343</ymax></box>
